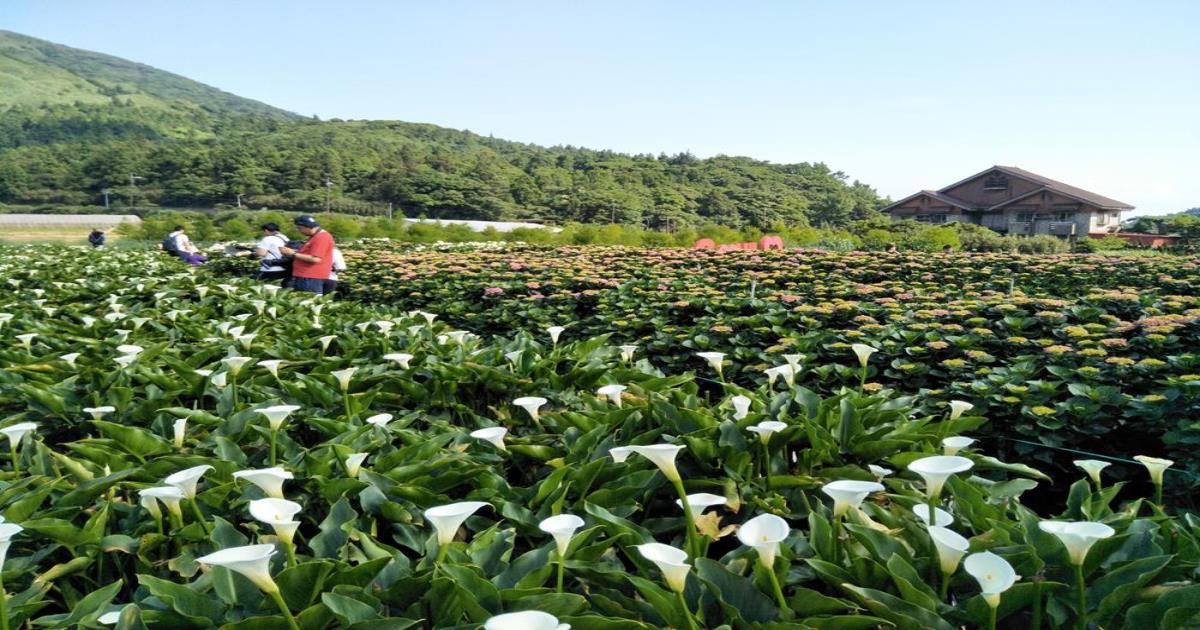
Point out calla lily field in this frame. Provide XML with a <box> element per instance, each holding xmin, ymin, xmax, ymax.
<box><xmin>0</xmin><ymin>243</ymin><xmax>1196</xmax><ymax>629</ymax></box>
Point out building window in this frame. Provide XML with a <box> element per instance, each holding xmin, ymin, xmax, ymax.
<box><xmin>983</xmin><ymin>173</ymin><xmax>1009</xmax><ymax>190</ymax></box>
<box><xmin>1097</xmin><ymin>213</ymin><xmax>1109</xmax><ymax>226</ymax></box>
<box><xmin>1017</xmin><ymin>212</ymin><xmax>1034</xmax><ymax>222</ymax></box>
<box><xmin>917</xmin><ymin>214</ymin><xmax>947</xmax><ymax>224</ymax></box>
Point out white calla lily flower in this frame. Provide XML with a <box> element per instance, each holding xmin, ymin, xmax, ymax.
<box><xmin>737</xmin><ymin>513</ymin><xmax>790</xmax><ymax>568</ymax></box>
<box><xmin>821</xmin><ymin>480</ymin><xmax>884</xmax><ymax>517</ymax></box>
<box><xmin>138</xmin><ymin>486</ymin><xmax>185</xmax><ymax>519</ymax></box>
<box><xmin>675</xmin><ymin>493</ymin><xmax>727</xmax><ymax>514</ymax></box>
<box><xmin>538</xmin><ymin>514</ymin><xmax>585</xmax><ymax>558</ymax></box>
<box><xmin>913</xmin><ymin>504</ymin><xmax>955</xmax><ymax>527</ymax></box>
<box><xmin>1133</xmin><ymin>455</ymin><xmax>1173</xmax><ymax>486</ymax></box>
<box><xmin>695</xmin><ymin>351</ymin><xmax>726</xmax><ymax>376</ymax></box>
<box><xmin>331</xmin><ymin>368</ymin><xmax>357</xmax><ymax>391</ymax></box>
<box><xmin>344</xmin><ymin>453</ymin><xmax>368</xmax><ymax>478</ymax></box>
<box><xmin>730</xmin><ymin>395</ymin><xmax>752</xmax><ymax>420</ymax></box>
<box><xmin>908</xmin><ymin>455</ymin><xmax>974</xmax><ymax>501</ymax></box>
<box><xmin>868</xmin><ymin>464</ymin><xmax>894</xmax><ymax>480</ymax></box>
<box><xmin>1073</xmin><ymin>459</ymin><xmax>1111</xmax><ymax>486</ymax></box>
<box><xmin>948</xmin><ymin>400</ymin><xmax>974</xmax><ymax>420</ymax></box>
<box><xmin>1038</xmin><ymin>521</ymin><xmax>1116</xmax><ymax>565</ymax></box>
<box><xmin>636</xmin><ymin>542</ymin><xmax>691</xmax><ymax>593</ymax></box>
<box><xmin>232</xmin><ymin>468</ymin><xmax>294</xmax><ymax>499</ymax></box>
<box><xmin>60</xmin><ymin>352</ymin><xmax>82</xmax><ymax>366</ymax></box>
<box><xmin>116</xmin><ymin>344</ymin><xmax>144</xmax><ymax>356</ymax></box>
<box><xmin>257</xmin><ymin>359</ymin><xmax>285</xmax><ymax>378</ymax></box>
<box><xmin>425</xmin><ymin>501</ymin><xmax>490</xmax><ymax>545</ymax></box>
<box><xmin>172</xmin><ymin>418</ymin><xmax>187</xmax><ymax>449</ymax></box>
<box><xmin>850</xmin><ymin>343</ymin><xmax>877</xmax><ymax>368</ymax></box>
<box><xmin>0</xmin><ymin>523</ymin><xmax>24</xmax><ymax>570</ymax></box>
<box><xmin>383</xmin><ymin>353</ymin><xmax>413</xmax><ymax>369</ymax></box>
<box><xmin>318</xmin><ymin>335</ymin><xmax>336</xmax><ymax>351</ymax></box>
<box><xmin>195</xmin><ymin>544</ymin><xmax>280</xmax><ymax>593</ymax></box>
<box><xmin>746</xmin><ymin>421</ymin><xmax>787</xmax><ymax>444</ymax></box>
<box><xmin>618</xmin><ymin>345</ymin><xmax>637</xmax><ymax>362</ymax></box>
<box><xmin>164</xmin><ymin>465</ymin><xmax>213</xmax><ymax>499</ymax></box>
<box><xmin>248</xmin><ymin>498</ymin><xmax>303</xmax><ymax>544</ymax></box>
<box><xmin>258</xmin><ymin>405</ymin><xmax>301</xmax><ymax>431</ymax></box>
<box><xmin>964</xmin><ymin>551</ymin><xmax>1017</xmax><ymax>609</ymax></box>
<box><xmin>0</xmin><ymin>422</ymin><xmax>37</xmax><ymax>446</ymax></box>
<box><xmin>620</xmin><ymin>444</ymin><xmax>686</xmax><ymax>482</ymax></box>
<box><xmin>547</xmin><ymin>326</ymin><xmax>566</xmax><ymax>345</ymax></box>
<box><xmin>928</xmin><ymin>525</ymin><xmax>970</xmax><ymax>575</ymax></box>
<box><xmin>365</xmin><ymin>413</ymin><xmax>394</xmax><ymax>428</ymax></box>
<box><xmin>470</xmin><ymin>427</ymin><xmax>508</xmax><ymax>452</ymax></box>
<box><xmin>484</xmin><ymin>610</ymin><xmax>570</xmax><ymax>630</ymax></box>
<box><xmin>513</xmin><ymin>396</ymin><xmax>548</xmax><ymax>421</ymax></box>
<box><xmin>596</xmin><ymin>384</ymin><xmax>627</xmax><ymax>407</ymax></box>
<box><xmin>941</xmin><ymin>436</ymin><xmax>976</xmax><ymax>456</ymax></box>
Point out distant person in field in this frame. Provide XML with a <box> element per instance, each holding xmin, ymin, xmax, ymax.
<box><xmin>163</xmin><ymin>225</ymin><xmax>208</xmax><ymax>266</ymax></box>
<box><xmin>88</xmin><ymin>228</ymin><xmax>106</xmax><ymax>248</ymax></box>
<box><xmin>253</xmin><ymin>222</ymin><xmax>291</xmax><ymax>283</ymax></box>
<box><xmin>281</xmin><ymin>215</ymin><xmax>335</xmax><ymax>294</ymax></box>
<box><xmin>942</xmin><ymin>244</ymin><xmax>953</xmax><ymax>254</ymax></box>
<box><xmin>885</xmin><ymin>242</ymin><xmax>897</xmax><ymax>253</ymax></box>
<box><xmin>323</xmin><ymin>247</ymin><xmax>347</xmax><ymax>296</ymax></box>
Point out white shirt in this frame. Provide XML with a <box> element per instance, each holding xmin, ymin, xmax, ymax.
<box><xmin>170</xmin><ymin>231</ymin><xmax>194</xmax><ymax>253</ymax></box>
<box><xmin>329</xmin><ymin>248</ymin><xmax>346</xmax><ymax>280</ymax></box>
<box><xmin>257</xmin><ymin>233</ymin><xmax>288</xmax><ymax>271</ymax></box>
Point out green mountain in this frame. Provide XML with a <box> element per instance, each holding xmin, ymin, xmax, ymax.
<box><xmin>0</xmin><ymin>31</ymin><xmax>883</xmax><ymax>227</ymax></box>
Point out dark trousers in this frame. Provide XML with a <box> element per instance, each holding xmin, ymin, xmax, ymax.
<box><xmin>291</xmin><ymin>276</ymin><xmax>325</xmax><ymax>294</ymax></box>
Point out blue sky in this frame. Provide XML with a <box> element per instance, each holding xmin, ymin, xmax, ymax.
<box><xmin>4</xmin><ymin>1</ymin><xmax>1198</xmax><ymax>215</ymax></box>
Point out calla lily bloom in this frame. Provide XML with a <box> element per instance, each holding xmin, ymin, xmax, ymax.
<box><xmin>97</xmin><ymin>610</ymin><xmax>122</xmax><ymax>625</ymax></box>
<box><xmin>232</xmin><ymin>468</ymin><xmax>294</xmax><ymax>499</ymax></box>
<box><xmin>850</xmin><ymin>343</ymin><xmax>877</xmax><ymax>368</ymax></box>
<box><xmin>619</xmin><ymin>345</ymin><xmax>637</xmax><ymax>362</ymax></box>
<box><xmin>375</xmin><ymin>320</ymin><xmax>395</xmax><ymax>335</ymax></box>
<box><xmin>0</xmin><ymin>422</ymin><xmax>37</xmax><ymax>447</ymax></box>
<box><xmin>470</xmin><ymin>427</ymin><xmax>508</xmax><ymax>452</ymax></box>
<box><xmin>258</xmin><ymin>405</ymin><xmax>301</xmax><ymax>431</ymax></box>
<box><xmin>164</xmin><ymin>465</ymin><xmax>213</xmax><ymax>500</ymax></box>
<box><xmin>636</xmin><ymin>542</ymin><xmax>691</xmax><ymax>593</ymax></box>
<box><xmin>139</xmin><ymin>486</ymin><xmax>185</xmax><ymax>521</ymax></box>
<box><xmin>746</xmin><ymin>421</ymin><xmax>787</xmax><ymax>444</ymax></box>
<box><xmin>695</xmin><ymin>351</ymin><xmax>726</xmax><ymax>377</ymax></box>
<box><xmin>425</xmin><ymin>501</ymin><xmax>490</xmax><ymax>548</ymax></box>
<box><xmin>596</xmin><ymin>384</ymin><xmax>627</xmax><ymax>407</ymax></box>
<box><xmin>116</xmin><ymin>344</ymin><xmax>143</xmax><ymax>356</ymax></box>
<box><xmin>211</xmin><ymin>372</ymin><xmax>228</xmax><ymax>389</ymax></box>
<box><xmin>331</xmin><ymin>368</ymin><xmax>357</xmax><ymax>391</ymax></box>
<box><xmin>484</xmin><ymin>611</ymin><xmax>570</xmax><ymax>630</ymax></box>
<box><xmin>547</xmin><ymin>326</ymin><xmax>566</xmax><ymax>344</ymax></box>
<box><xmin>513</xmin><ymin>396</ymin><xmax>548</xmax><ymax>421</ymax></box>
<box><xmin>222</xmin><ymin>356</ymin><xmax>253</xmax><ymax>376</ymax></box>
<box><xmin>948</xmin><ymin>400</ymin><xmax>974</xmax><ymax>420</ymax></box>
<box><xmin>15</xmin><ymin>333</ymin><xmax>36</xmax><ymax>349</ymax></box>
<box><xmin>1073</xmin><ymin>459</ymin><xmax>1110</xmax><ymax>486</ymax></box>
<box><xmin>821</xmin><ymin>480</ymin><xmax>884</xmax><ymax>517</ymax></box>
<box><xmin>0</xmin><ymin>523</ymin><xmax>24</xmax><ymax>569</ymax></box>
<box><xmin>1038</xmin><ymin>521</ymin><xmax>1115</xmax><ymax>566</ymax></box>
<box><xmin>675</xmin><ymin>493</ymin><xmax>727</xmax><ymax>514</ymax></box>
<box><xmin>258</xmin><ymin>359</ymin><xmax>285</xmax><ymax>378</ymax></box>
<box><xmin>318</xmin><ymin>335</ymin><xmax>336</xmax><ymax>351</ymax></box>
<box><xmin>114</xmin><ymin>354</ymin><xmax>137</xmax><ymax>369</ymax></box>
<box><xmin>908</xmin><ymin>455</ymin><xmax>974</xmax><ymax>501</ymax></box>
<box><xmin>730</xmin><ymin>395</ymin><xmax>752</xmax><ymax>420</ymax></box>
<box><xmin>248</xmin><ymin>498</ymin><xmax>303</xmax><ymax>544</ymax></box>
<box><xmin>419</xmin><ymin>311</ymin><xmax>437</xmax><ymax>325</ymax></box>
<box><xmin>538</xmin><ymin>514</ymin><xmax>585</xmax><ymax>558</ymax></box>
<box><xmin>782</xmin><ymin>354</ymin><xmax>802</xmax><ymax>369</ymax></box>
<box><xmin>81</xmin><ymin>405</ymin><xmax>114</xmax><ymax>420</ymax></box>
<box><xmin>365</xmin><ymin>413</ymin><xmax>394</xmax><ymax>428</ymax></box>
<box><xmin>195</xmin><ymin>544</ymin><xmax>280</xmax><ymax>593</ymax></box>
<box><xmin>172</xmin><ymin>418</ymin><xmax>187</xmax><ymax>449</ymax></box>
<box><xmin>868</xmin><ymin>464</ymin><xmax>894</xmax><ymax>480</ymax></box>
<box><xmin>737</xmin><ymin>513</ymin><xmax>790</xmax><ymax>568</ymax></box>
<box><xmin>928</xmin><ymin>525</ymin><xmax>970</xmax><ymax>576</ymax></box>
<box><xmin>60</xmin><ymin>352</ymin><xmax>81</xmax><ymax>366</ymax></box>
<box><xmin>1134</xmin><ymin>455</ymin><xmax>1174</xmax><ymax>504</ymax></box>
<box><xmin>913</xmin><ymin>504</ymin><xmax>955</xmax><ymax>527</ymax></box>
<box><xmin>964</xmin><ymin>551</ymin><xmax>1017</xmax><ymax>610</ymax></box>
<box><xmin>616</xmin><ymin>444</ymin><xmax>685</xmax><ymax>482</ymax></box>
<box><xmin>942</xmin><ymin>436</ymin><xmax>976</xmax><ymax>456</ymax></box>
<box><xmin>344</xmin><ymin>453</ymin><xmax>368</xmax><ymax>477</ymax></box>
<box><xmin>383</xmin><ymin>353</ymin><xmax>413</xmax><ymax>368</ymax></box>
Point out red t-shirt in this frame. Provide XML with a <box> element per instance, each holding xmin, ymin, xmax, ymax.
<box><xmin>292</xmin><ymin>229</ymin><xmax>335</xmax><ymax>279</ymax></box>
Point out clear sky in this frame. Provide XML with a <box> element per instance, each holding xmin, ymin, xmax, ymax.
<box><xmin>3</xmin><ymin>1</ymin><xmax>1198</xmax><ymax>215</ymax></box>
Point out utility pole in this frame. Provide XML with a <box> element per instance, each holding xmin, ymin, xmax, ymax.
<box><xmin>236</xmin><ymin>193</ymin><xmax>244</xmax><ymax>208</ymax></box>
<box><xmin>387</xmin><ymin>202</ymin><xmax>393</xmax><ymax>220</ymax></box>
<box><xmin>610</xmin><ymin>201</ymin><xmax>616</xmax><ymax>224</ymax></box>
<box><xmin>324</xmin><ymin>178</ymin><xmax>333</xmax><ymax>212</ymax></box>
<box><xmin>128</xmin><ymin>174</ymin><xmax>143</xmax><ymax>208</ymax></box>
<box><xmin>102</xmin><ymin>189</ymin><xmax>110</xmax><ymax>210</ymax></box>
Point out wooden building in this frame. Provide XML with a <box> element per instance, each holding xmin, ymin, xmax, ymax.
<box><xmin>882</xmin><ymin>166</ymin><xmax>1134</xmax><ymax>238</ymax></box>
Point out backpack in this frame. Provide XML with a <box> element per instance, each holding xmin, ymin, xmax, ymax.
<box><xmin>161</xmin><ymin>234</ymin><xmax>179</xmax><ymax>254</ymax></box>
<box><xmin>273</xmin><ymin>239</ymin><xmax>307</xmax><ymax>272</ymax></box>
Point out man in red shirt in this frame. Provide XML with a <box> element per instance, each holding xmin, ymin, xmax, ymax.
<box><xmin>281</xmin><ymin>215</ymin><xmax>336</xmax><ymax>294</ymax></box>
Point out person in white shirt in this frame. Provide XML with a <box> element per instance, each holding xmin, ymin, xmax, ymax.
<box><xmin>322</xmin><ymin>247</ymin><xmax>347</xmax><ymax>295</ymax></box>
<box><xmin>253</xmin><ymin>222</ymin><xmax>290</xmax><ymax>282</ymax></box>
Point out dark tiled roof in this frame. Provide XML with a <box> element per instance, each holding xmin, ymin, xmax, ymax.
<box><xmin>881</xmin><ymin>190</ymin><xmax>977</xmax><ymax>213</ymax></box>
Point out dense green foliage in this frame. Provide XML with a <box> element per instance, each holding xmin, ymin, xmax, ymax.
<box><xmin>1</xmin><ymin>247</ymin><xmax>1197</xmax><ymax>629</ymax></box>
<box><xmin>0</xmin><ymin>31</ymin><xmax>883</xmax><ymax>228</ymax></box>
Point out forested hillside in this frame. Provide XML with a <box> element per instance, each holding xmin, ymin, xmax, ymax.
<box><xmin>0</xmin><ymin>30</ymin><xmax>884</xmax><ymax>228</ymax></box>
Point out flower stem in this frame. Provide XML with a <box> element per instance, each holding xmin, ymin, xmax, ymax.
<box><xmin>8</xmin><ymin>445</ymin><xmax>16</xmax><ymax>476</ymax></box>
<box><xmin>1076</xmin><ymin>563</ymin><xmax>1087</xmax><ymax>630</ymax></box>
<box><xmin>988</xmin><ymin>604</ymin><xmax>998</xmax><ymax>630</ymax></box>
<box><xmin>939</xmin><ymin>571</ymin><xmax>950</xmax><ymax>602</ymax></box>
<box><xmin>0</xmin><ymin>571</ymin><xmax>9</xmax><ymax>630</ymax></box>
<box><xmin>675</xmin><ymin>589</ymin><xmax>699</xmax><ymax>630</ymax></box>
<box><xmin>556</xmin><ymin>557</ymin><xmax>565</xmax><ymax>594</ymax></box>
<box><xmin>766</xmin><ymin>565</ymin><xmax>792</xmax><ymax>618</ymax></box>
<box><xmin>230</xmin><ymin>377</ymin><xmax>239</xmax><ymax>409</ymax></box>
<box><xmin>343</xmin><ymin>392</ymin><xmax>353</xmax><ymax>423</ymax></box>
<box><xmin>1031</xmin><ymin>581</ymin><xmax>1043</xmax><ymax>630</ymax></box>
<box><xmin>189</xmin><ymin>498</ymin><xmax>212</xmax><ymax>535</ymax></box>
<box><xmin>267</xmin><ymin>588</ymin><xmax>300</xmax><ymax>630</ymax></box>
<box><xmin>671</xmin><ymin>478</ymin><xmax>700</xmax><ymax>560</ymax></box>
<box><xmin>927</xmin><ymin>493</ymin><xmax>939</xmax><ymax>527</ymax></box>
<box><xmin>284</xmin><ymin>541</ymin><xmax>297</xmax><ymax>569</ymax></box>
<box><xmin>269</xmin><ymin>430</ymin><xmax>278</xmax><ymax>466</ymax></box>
<box><xmin>761</xmin><ymin>441</ymin><xmax>773</xmax><ymax>491</ymax></box>
<box><xmin>1154</xmin><ymin>482</ymin><xmax>1163</xmax><ymax>507</ymax></box>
